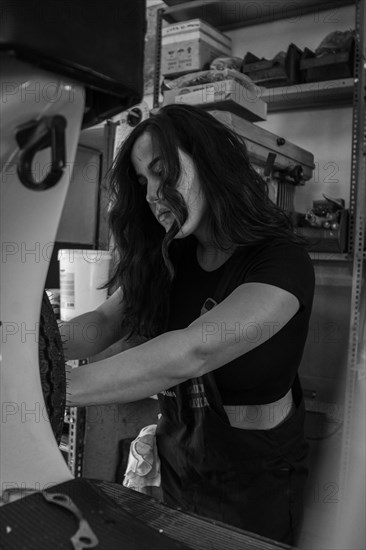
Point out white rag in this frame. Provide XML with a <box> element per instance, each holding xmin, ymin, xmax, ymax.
<box><xmin>123</xmin><ymin>424</ymin><xmax>161</xmax><ymax>494</ymax></box>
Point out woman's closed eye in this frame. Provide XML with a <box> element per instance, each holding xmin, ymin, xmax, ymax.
<box><xmin>136</xmin><ymin>167</ymin><xmax>164</xmax><ymax>187</ymax></box>
<box><xmin>151</xmin><ymin>164</ymin><xmax>164</xmax><ymax>179</ymax></box>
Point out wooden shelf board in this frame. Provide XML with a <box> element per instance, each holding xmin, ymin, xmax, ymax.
<box><xmin>308</xmin><ymin>251</ymin><xmax>366</xmax><ymax>261</ymax></box>
<box><xmin>309</xmin><ymin>252</ymin><xmax>351</xmax><ymax>261</ymax></box>
<box><xmin>163</xmin><ymin>79</ymin><xmax>354</xmax><ymax>114</ymax></box>
<box><xmin>260</xmin><ymin>78</ymin><xmax>354</xmax><ymax>111</ymax></box>
<box><xmin>162</xmin><ymin>0</ymin><xmax>355</xmax><ymax>31</ymax></box>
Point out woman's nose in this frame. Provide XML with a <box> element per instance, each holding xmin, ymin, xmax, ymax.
<box><xmin>145</xmin><ymin>178</ymin><xmax>159</xmax><ymax>204</ymax></box>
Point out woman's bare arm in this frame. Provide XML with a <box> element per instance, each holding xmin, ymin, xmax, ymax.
<box><xmin>59</xmin><ymin>287</ymin><xmax>125</xmax><ymax>360</ymax></box>
<box><xmin>67</xmin><ymin>283</ymin><xmax>299</xmax><ymax>406</ymax></box>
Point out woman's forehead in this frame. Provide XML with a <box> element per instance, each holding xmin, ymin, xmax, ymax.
<box><xmin>136</xmin><ymin>131</ymin><xmax>163</xmax><ymax>154</ymax></box>
<box><xmin>130</xmin><ymin>133</ymin><xmax>154</xmax><ymax>164</ymax></box>
<box><xmin>132</xmin><ymin>130</ymin><xmax>179</xmax><ymax>163</ymax></box>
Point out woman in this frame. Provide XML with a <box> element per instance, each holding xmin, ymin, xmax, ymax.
<box><xmin>63</xmin><ymin>104</ymin><xmax>315</xmax><ymax>544</ymax></box>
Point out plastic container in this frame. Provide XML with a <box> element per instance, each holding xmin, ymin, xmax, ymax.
<box><xmin>58</xmin><ymin>249</ymin><xmax>112</xmax><ymax>321</ymax></box>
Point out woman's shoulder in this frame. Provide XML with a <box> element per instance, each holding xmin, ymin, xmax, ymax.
<box><xmin>231</xmin><ymin>238</ymin><xmax>315</xmax><ymax>289</ymax></box>
<box><xmin>232</xmin><ymin>238</ymin><xmax>315</xmax><ymax>306</ymax></box>
<box><xmin>235</xmin><ymin>238</ymin><xmax>312</xmax><ymax>265</ymax></box>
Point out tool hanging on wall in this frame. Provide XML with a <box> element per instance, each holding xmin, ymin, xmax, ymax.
<box><xmin>263</xmin><ymin>151</ymin><xmax>305</xmax><ymax>212</ymax></box>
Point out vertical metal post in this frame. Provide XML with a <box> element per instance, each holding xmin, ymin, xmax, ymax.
<box><xmin>68</xmin><ymin>405</ymin><xmax>86</xmax><ymax>477</ymax></box>
<box><xmin>339</xmin><ymin>0</ymin><xmax>366</xmax><ymax>513</ymax></box>
<box><xmin>66</xmin><ymin>359</ymin><xmax>87</xmax><ymax>477</ymax></box>
<box><xmin>97</xmin><ymin>120</ymin><xmax>118</xmax><ymax>249</ymax></box>
<box><xmin>153</xmin><ymin>8</ymin><xmax>165</xmax><ymax>109</ymax></box>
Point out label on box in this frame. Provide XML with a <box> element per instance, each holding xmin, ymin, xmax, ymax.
<box><xmin>175</xmin><ymin>81</ymin><xmax>257</xmax><ymax>104</ymax></box>
<box><xmin>176</xmin><ymin>85</ymin><xmax>217</xmax><ymax>105</ymax></box>
<box><xmin>60</xmin><ymin>271</ymin><xmax>75</xmax><ymax>309</ymax></box>
<box><xmin>162</xmin><ymin>40</ymin><xmax>231</xmax><ymax>75</ymax></box>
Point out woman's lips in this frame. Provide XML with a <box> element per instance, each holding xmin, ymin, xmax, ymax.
<box><xmin>157</xmin><ymin>209</ymin><xmax>172</xmax><ymax>223</ymax></box>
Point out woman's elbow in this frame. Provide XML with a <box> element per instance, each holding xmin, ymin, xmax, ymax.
<box><xmin>176</xmin><ymin>327</ymin><xmax>214</xmax><ymax>380</ymax></box>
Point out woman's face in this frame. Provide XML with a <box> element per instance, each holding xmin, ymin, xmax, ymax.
<box><xmin>131</xmin><ymin>132</ymin><xmax>207</xmax><ymax>238</ymax></box>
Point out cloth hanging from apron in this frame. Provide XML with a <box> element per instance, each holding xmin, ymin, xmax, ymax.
<box><xmin>156</xmin><ymin>250</ymin><xmax>309</xmax><ymax>545</ymax></box>
<box><xmin>123</xmin><ymin>424</ymin><xmax>161</xmax><ymax>495</ymax></box>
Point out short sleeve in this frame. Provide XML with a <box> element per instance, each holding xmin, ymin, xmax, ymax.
<box><xmin>244</xmin><ymin>241</ymin><xmax>315</xmax><ymax>311</ymax></box>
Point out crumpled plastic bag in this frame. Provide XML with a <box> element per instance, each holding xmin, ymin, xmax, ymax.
<box><xmin>315</xmin><ymin>30</ymin><xmax>354</xmax><ymax>57</ymax></box>
<box><xmin>209</xmin><ymin>56</ymin><xmax>242</xmax><ymax>71</ymax></box>
<box><xmin>162</xmin><ymin>68</ymin><xmax>258</xmax><ymax>91</ymax></box>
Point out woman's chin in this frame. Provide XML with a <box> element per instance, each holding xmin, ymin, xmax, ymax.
<box><xmin>173</xmin><ymin>227</ymin><xmax>189</xmax><ymax>239</ymax></box>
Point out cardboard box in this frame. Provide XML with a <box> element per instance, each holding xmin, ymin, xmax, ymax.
<box><xmin>241</xmin><ymin>43</ymin><xmax>303</xmax><ymax>88</ymax></box>
<box><xmin>300</xmin><ymin>46</ymin><xmax>354</xmax><ymax>83</ymax></box>
<box><xmin>162</xmin><ymin>19</ymin><xmax>231</xmax><ymax>77</ymax></box>
<box><xmin>295</xmin><ymin>210</ymin><xmax>348</xmax><ymax>252</ymax></box>
<box><xmin>163</xmin><ymin>79</ymin><xmax>267</xmax><ymax>122</ymax></box>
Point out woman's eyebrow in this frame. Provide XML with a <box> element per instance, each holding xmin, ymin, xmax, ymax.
<box><xmin>148</xmin><ymin>157</ymin><xmax>161</xmax><ymax>170</ymax></box>
<box><xmin>134</xmin><ymin>156</ymin><xmax>161</xmax><ymax>179</ymax></box>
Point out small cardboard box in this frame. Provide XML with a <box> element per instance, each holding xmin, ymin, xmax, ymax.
<box><xmin>163</xmin><ymin>79</ymin><xmax>267</xmax><ymax>122</ymax></box>
<box><xmin>241</xmin><ymin>43</ymin><xmax>303</xmax><ymax>87</ymax></box>
<box><xmin>295</xmin><ymin>210</ymin><xmax>348</xmax><ymax>252</ymax></box>
<box><xmin>162</xmin><ymin>19</ymin><xmax>231</xmax><ymax>77</ymax></box>
<box><xmin>300</xmin><ymin>45</ymin><xmax>354</xmax><ymax>83</ymax></box>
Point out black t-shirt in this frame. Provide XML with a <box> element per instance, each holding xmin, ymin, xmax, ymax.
<box><xmin>168</xmin><ymin>236</ymin><xmax>315</xmax><ymax>405</ymax></box>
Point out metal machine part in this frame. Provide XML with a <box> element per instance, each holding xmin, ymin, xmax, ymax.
<box><xmin>42</xmin><ymin>492</ymin><xmax>98</xmax><ymax>550</ymax></box>
<box><xmin>210</xmin><ymin>110</ymin><xmax>315</xmax><ymax>182</ymax></box>
<box><xmin>210</xmin><ymin>109</ymin><xmax>315</xmax><ymax>212</ymax></box>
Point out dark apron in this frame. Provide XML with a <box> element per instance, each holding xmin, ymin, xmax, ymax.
<box><xmin>156</xmin><ymin>252</ymin><xmax>309</xmax><ymax>545</ymax></box>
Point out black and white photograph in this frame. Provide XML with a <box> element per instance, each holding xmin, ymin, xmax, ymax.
<box><xmin>0</xmin><ymin>1</ymin><xmax>365</xmax><ymax>549</ymax></box>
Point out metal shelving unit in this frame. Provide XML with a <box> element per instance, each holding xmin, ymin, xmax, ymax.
<box><xmin>62</xmin><ymin>359</ymin><xmax>88</xmax><ymax>476</ymax></box>
<box><xmin>67</xmin><ymin>405</ymin><xmax>86</xmax><ymax>477</ymax></box>
<box><xmin>162</xmin><ymin>0</ymin><xmax>356</xmax><ymax>30</ymax></box>
<box><xmin>260</xmin><ymin>78</ymin><xmax>354</xmax><ymax>111</ymax></box>
<box><xmin>338</xmin><ymin>0</ymin><xmax>366</xmax><ymax>519</ymax></box>
<box><xmin>155</xmin><ymin>0</ymin><xmax>366</xmax><ymax>525</ymax></box>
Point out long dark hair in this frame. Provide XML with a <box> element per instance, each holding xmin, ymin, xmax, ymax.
<box><xmin>107</xmin><ymin>104</ymin><xmax>303</xmax><ymax>338</ymax></box>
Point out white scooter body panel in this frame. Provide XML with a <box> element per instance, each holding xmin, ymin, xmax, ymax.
<box><xmin>1</xmin><ymin>55</ymin><xmax>85</xmax><ymax>498</ymax></box>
